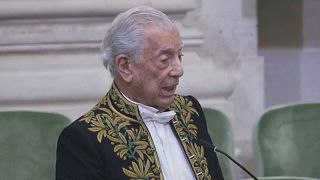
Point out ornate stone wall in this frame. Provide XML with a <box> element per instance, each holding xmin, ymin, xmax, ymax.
<box><xmin>0</xmin><ymin>0</ymin><xmax>237</xmax><ymax>118</ymax></box>
<box><xmin>0</xmin><ymin>0</ymin><xmax>264</xmax><ymax>177</ymax></box>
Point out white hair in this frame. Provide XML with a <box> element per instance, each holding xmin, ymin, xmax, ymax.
<box><xmin>101</xmin><ymin>6</ymin><xmax>178</xmax><ymax>77</ymax></box>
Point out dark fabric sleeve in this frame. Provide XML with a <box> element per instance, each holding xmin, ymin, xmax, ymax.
<box><xmin>55</xmin><ymin>123</ymin><xmax>105</xmax><ymax>180</ymax></box>
<box><xmin>188</xmin><ymin>95</ymin><xmax>225</xmax><ymax>180</ymax></box>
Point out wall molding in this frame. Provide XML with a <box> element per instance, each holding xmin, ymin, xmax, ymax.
<box><xmin>0</xmin><ymin>0</ymin><xmax>195</xmax><ymax>19</ymax></box>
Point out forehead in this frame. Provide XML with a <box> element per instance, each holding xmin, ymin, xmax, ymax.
<box><xmin>144</xmin><ymin>27</ymin><xmax>183</xmax><ymax>51</ymax></box>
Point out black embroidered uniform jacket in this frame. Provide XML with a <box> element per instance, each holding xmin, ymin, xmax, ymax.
<box><xmin>56</xmin><ymin>83</ymin><xmax>224</xmax><ymax>180</ymax></box>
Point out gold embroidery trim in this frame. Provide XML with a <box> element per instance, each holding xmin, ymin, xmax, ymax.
<box><xmin>170</xmin><ymin>95</ymin><xmax>212</xmax><ymax>180</ymax></box>
<box><xmin>80</xmin><ymin>83</ymin><xmax>164</xmax><ymax>179</ymax></box>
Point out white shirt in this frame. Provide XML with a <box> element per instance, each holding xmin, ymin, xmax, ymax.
<box><xmin>122</xmin><ymin>94</ymin><xmax>196</xmax><ymax>180</ymax></box>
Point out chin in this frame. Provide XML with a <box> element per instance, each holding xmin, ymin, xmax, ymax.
<box><xmin>158</xmin><ymin>96</ymin><xmax>175</xmax><ymax>110</ymax></box>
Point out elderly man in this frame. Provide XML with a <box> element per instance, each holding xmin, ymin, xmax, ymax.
<box><xmin>56</xmin><ymin>6</ymin><xmax>224</xmax><ymax>180</ymax></box>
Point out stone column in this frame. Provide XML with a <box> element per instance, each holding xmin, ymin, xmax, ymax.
<box><xmin>300</xmin><ymin>0</ymin><xmax>320</xmax><ymax>102</ymax></box>
<box><xmin>200</xmin><ymin>0</ymin><xmax>264</xmax><ymax>177</ymax></box>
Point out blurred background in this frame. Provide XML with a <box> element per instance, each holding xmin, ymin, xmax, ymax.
<box><xmin>0</xmin><ymin>0</ymin><xmax>319</xmax><ymax>179</ymax></box>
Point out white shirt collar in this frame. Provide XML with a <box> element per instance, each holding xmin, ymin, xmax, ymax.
<box><xmin>120</xmin><ymin>92</ymin><xmax>176</xmax><ymax>124</ymax></box>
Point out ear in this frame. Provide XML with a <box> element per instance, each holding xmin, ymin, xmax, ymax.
<box><xmin>115</xmin><ymin>54</ymin><xmax>133</xmax><ymax>83</ymax></box>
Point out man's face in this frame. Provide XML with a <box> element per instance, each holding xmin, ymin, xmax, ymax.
<box><xmin>130</xmin><ymin>28</ymin><xmax>184</xmax><ymax>111</ymax></box>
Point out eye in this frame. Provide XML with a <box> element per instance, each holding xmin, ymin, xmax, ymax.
<box><xmin>160</xmin><ymin>58</ymin><xmax>169</xmax><ymax>63</ymax></box>
<box><xmin>159</xmin><ymin>54</ymin><xmax>170</xmax><ymax>64</ymax></box>
<box><xmin>178</xmin><ymin>53</ymin><xmax>184</xmax><ymax>61</ymax></box>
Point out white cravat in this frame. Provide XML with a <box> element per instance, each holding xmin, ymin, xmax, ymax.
<box><xmin>121</xmin><ymin>93</ymin><xmax>196</xmax><ymax>180</ymax></box>
<box><xmin>138</xmin><ymin>104</ymin><xmax>176</xmax><ymax>124</ymax></box>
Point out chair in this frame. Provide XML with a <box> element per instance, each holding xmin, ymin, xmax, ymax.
<box><xmin>254</xmin><ymin>103</ymin><xmax>320</xmax><ymax>178</ymax></box>
<box><xmin>0</xmin><ymin>111</ymin><xmax>70</xmax><ymax>180</ymax></box>
<box><xmin>203</xmin><ymin>107</ymin><xmax>235</xmax><ymax>180</ymax></box>
<box><xmin>242</xmin><ymin>176</ymin><xmax>320</xmax><ymax>180</ymax></box>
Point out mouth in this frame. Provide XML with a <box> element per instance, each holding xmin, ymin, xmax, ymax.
<box><xmin>161</xmin><ymin>84</ymin><xmax>177</xmax><ymax>97</ymax></box>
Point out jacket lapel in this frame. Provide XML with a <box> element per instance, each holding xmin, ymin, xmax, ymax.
<box><xmin>170</xmin><ymin>95</ymin><xmax>212</xmax><ymax>180</ymax></box>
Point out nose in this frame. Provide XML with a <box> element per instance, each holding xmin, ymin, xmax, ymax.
<box><xmin>169</xmin><ymin>57</ymin><xmax>184</xmax><ymax>77</ymax></box>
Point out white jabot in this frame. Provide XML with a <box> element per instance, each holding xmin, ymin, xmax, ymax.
<box><xmin>121</xmin><ymin>93</ymin><xmax>196</xmax><ymax>180</ymax></box>
<box><xmin>138</xmin><ymin>103</ymin><xmax>176</xmax><ymax>124</ymax></box>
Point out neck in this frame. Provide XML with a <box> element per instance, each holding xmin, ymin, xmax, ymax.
<box><xmin>114</xmin><ymin>78</ymin><xmax>167</xmax><ymax>112</ymax></box>
<box><xmin>114</xmin><ymin>77</ymin><xmax>137</xmax><ymax>101</ymax></box>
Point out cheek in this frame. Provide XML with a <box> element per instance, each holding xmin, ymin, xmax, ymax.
<box><xmin>147</xmin><ymin>82</ymin><xmax>162</xmax><ymax>93</ymax></box>
<box><xmin>143</xmin><ymin>80</ymin><xmax>163</xmax><ymax>97</ymax></box>
<box><xmin>144</xmin><ymin>71</ymin><xmax>163</xmax><ymax>85</ymax></box>
<box><xmin>141</xmin><ymin>69</ymin><xmax>169</xmax><ymax>93</ymax></box>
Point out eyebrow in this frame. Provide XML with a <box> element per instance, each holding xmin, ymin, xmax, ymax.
<box><xmin>156</xmin><ymin>44</ymin><xmax>184</xmax><ymax>56</ymax></box>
